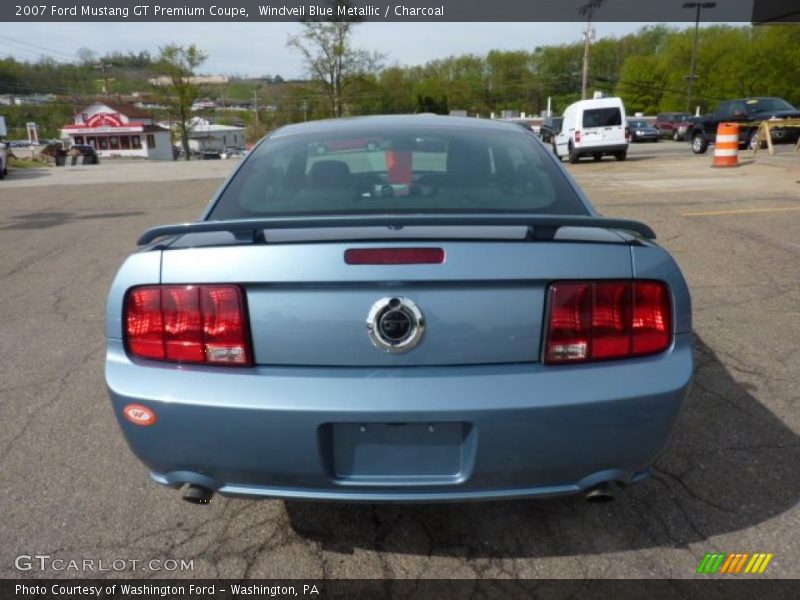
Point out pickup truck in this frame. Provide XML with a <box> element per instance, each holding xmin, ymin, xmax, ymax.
<box><xmin>689</xmin><ymin>97</ymin><xmax>800</xmax><ymax>154</ymax></box>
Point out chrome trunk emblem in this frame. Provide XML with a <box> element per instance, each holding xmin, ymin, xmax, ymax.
<box><xmin>366</xmin><ymin>297</ymin><xmax>425</xmax><ymax>353</ymax></box>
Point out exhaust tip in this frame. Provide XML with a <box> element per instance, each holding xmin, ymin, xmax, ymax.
<box><xmin>584</xmin><ymin>483</ymin><xmax>615</xmax><ymax>504</ymax></box>
<box><xmin>182</xmin><ymin>484</ymin><xmax>213</xmax><ymax>505</ymax></box>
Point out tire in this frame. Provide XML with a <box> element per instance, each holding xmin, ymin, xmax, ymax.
<box><xmin>568</xmin><ymin>143</ymin><xmax>579</xmax><ymax>164</ymax></box>
<box><xmin>691</xmin><ymin>133</ymin><xmax>708</xmax><ymax>154</ymax></box>
<box><xmin>593</xmin><ymin>153</ymin><xmax>602</xmax><ymax>161</ymax></box>
<box><xmin>747</xmin><ymin>130</ymin><xmax>765</xmax><ymax>151</ymax></box>
<box><xmin>0</xmin><ymin>161</ymin><xmax>5</xmax><ymax>179</ymax></box>
<box><xmin>615</xmin><ymin>150</ymin><xmax>627</xmax><ymax>161</ymax></box>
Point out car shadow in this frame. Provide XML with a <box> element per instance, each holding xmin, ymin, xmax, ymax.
<box><xmin>1</xmin><ymin>210</ymin><xmax>145</xmax><ymax>230</ymax></box>
<box><xmin>5</xmin><ymin>167</ymin><xmax>52</xmax><ymax>180</ymax></box>
<box><xmin>285</xmin><ymin>335</ymin><xmax>800</xmax><ymax>557</ymax></box>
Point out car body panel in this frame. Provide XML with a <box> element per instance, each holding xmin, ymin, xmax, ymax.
<box><xmin>154</xmin><ymin>240</ymin><xmax>633</xmax><ymax>367</ymax></box>
<box><xmin>106</xmin><ymin>114</ymin><xmax>692</xmax><ymax>502</ymax></box>
<box><xmin>107</xmin><ymin>332</ymin><xmax>692</xmax><ymax>500</ymax></box>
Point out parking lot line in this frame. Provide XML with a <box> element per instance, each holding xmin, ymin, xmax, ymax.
<box><xmin>681</xmin><ymin>206</ymin><xmax>800</xmax><ymax>217</ymax></box>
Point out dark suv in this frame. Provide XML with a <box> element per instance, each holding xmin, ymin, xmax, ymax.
<box><xmin>689</xmin><ymin>97</ymin><xmax>800</xmax><ymax>154</ymax></box>
<box><xmin>539</xmin><ymin>115</ymin><xmax>563</xmax><ymax>144</ymax></box>
<box><xmin>655</xmin><ymin>112</ymin><xmax>693</xmax><ymax>141</ymax></box>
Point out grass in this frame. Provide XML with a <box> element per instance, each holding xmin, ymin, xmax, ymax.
<box><xmin>8</xmin><ymin>157</ymin><xmax>50</xmax><ymax>169</ymax></box>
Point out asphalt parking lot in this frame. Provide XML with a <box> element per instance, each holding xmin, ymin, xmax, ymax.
<box><xmin>1</xmin><ymin>141</ymin><xmax>799</xmax><ymax>579</ymax></box>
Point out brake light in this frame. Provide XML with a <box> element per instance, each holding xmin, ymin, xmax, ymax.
<box><xmin>345</xmin><ymin>248</ymin><xmax>445</xmax><ymax>265</ymax></box>
<box><xmin>125</xmin><ymin>285</ymin><xmax>251</xmax><ymax>365</ymax></box>
<box><xmin>574</xmin><ymin>130</ymin><xmax>581</xmax><ymax>143</ymax></box>
<box><xmin>544</xmin><ymin>280</ymin><xmax>671</xmax><ymax>364</ymax></box>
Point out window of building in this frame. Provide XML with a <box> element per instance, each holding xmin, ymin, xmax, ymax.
<box><xmin>146</xmin><ymin>134</ymin><xmax>156</xmax><ymax>148</ymax></box>
<box><xmin>86</xmin><ymin>137</ymin><xmax>96</xmax><ymax>147</ymax></box>
<box><xmin>109</xmin><ymin>136</ymin><xmax>120</xmax><ymax>150</ymax></box>
<box><xmin>131</xmin><ymin>136</ymin><xmax>141</xmax><ymax>149</ymax></box>
<box><xmin>98</xmin><ymin>137</ymin><xmax>109</xmax><ymax>150</ymax></box>
<box><xmin>74</xmin><ymin>136</ymin><xmax>84</xmax><ymax>144</ymax></box>
<box><xmin>120</xmin><ymin>136</ymin><xmax>131</xmax><ymax>150</ymax></box>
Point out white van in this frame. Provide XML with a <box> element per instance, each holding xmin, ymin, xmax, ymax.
<box><xmin>554</xmin><ymin>97</ymin><xmax>628</xmax><ymax>163</ymax></box>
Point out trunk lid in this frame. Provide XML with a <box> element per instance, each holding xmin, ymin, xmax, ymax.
<box><xmin>160</xmin><ymin>235</ymin><xmax>633</xmax><ymax>367</ymax></box>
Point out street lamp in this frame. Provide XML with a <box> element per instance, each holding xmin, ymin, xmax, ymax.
<box><xmin>683</xmin><ymin>1</ymin><xmax>716</xmax><ymax>114</ymax></box>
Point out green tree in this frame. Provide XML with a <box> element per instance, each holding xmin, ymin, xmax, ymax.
<box><xmin>615</xmin><ymin>55</ymin><xmax>667</xmax><ymax>114</ymax></box>
<box><xmin>287</xmin><ymin>2</ymin><xmax>383</xmax><ymax>117</ymax></box>
<box><xmin>154</xmin><ymin>44</ymin><xmax>207</xmax><ymax>160</ymax></box>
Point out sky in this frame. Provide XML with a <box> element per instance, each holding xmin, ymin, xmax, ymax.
<box><xmin>0</xmin><ymin>22</ymin><xmax>710</xmax><ymax>78</ymax></box>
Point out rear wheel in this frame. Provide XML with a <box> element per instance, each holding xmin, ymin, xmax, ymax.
<box><xmin>568</xmin><ymin>143</ymin><xmax>579</xmax><ymax>164</ymax></box>
<box><xmin>692</xmin><ymin>133</ymin><xmax>708</xmax><ymax>154</ymax></box>
<box><xmin>614</xmin><ymin>150</ymin><xmax>627</xmax><ymax>161</ymax></box>
<box><xmin>0</xmin><ymin>161</ymin><xmax>5</xmax><ymax>179</ymax></box>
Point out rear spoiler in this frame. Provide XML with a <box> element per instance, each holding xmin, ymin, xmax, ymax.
<box><xmin>137</xmin><ymin>214</ymin><xmax>656</xmax><ymax>246</ymax></box>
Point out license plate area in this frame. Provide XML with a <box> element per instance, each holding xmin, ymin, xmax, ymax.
<box><xmin>323</xmin><ymin>422</ymin><xmax>474</xmax><ymax>486</ymax></box>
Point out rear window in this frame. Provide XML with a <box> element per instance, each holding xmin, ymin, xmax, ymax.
<box><xmin>583</xmin><ymin>108</ymin><xmax>622</xmax><ymax>128</ymax></box>
<box><xmin>208</xmin><ymin>125</ymin><xmax>588</xmax><ymax>220</ymax></box>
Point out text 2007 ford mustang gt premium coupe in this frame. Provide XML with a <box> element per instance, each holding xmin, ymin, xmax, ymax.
<box><xmin>106</xmin><ymin>115</ymin><xmax>692</xmax><ymax>504</ymax></box>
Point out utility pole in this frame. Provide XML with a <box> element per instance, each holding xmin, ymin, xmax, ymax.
<box><xmin>580</xmin><ymin>20</ymin><xmax>595</xmax><ymax>100</ymax></box>
<box><xmin>95</xmin><ymin>63</ymin><xmax>112</xmax><ymax>99</ymax></box>
<box><xmin>683</xmin><ymin>2</ymin><xmax>717</xmax><ymax>114</ymax></box>
<box><xmin>301</xmin><ymin>100</ymin><xmax>308</xmax><ymax>122</ymax></box>
<box><xmin>578</xmin><ymin>1</ymin><xmax>602</xmax><ymax>100</ymax></box>
<box><xmin>252</xmin><ymin>90</ymin><xmax>259</xmax><ymax>127</ymax></box>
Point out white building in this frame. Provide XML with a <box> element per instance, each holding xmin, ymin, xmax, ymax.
<box><xmin>60</xmin><ymin>102</ymin><xmax>173</xmax><ymax>160</ymax></box>
<box><xmin>185</xmin><ymin>117</ymin><xmax>247</xmax><ymax>153</ymax></box>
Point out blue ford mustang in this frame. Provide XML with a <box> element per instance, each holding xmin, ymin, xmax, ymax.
<box><xmin>106</xmin><ymin>115</ymin><xmax>692</xmax><ymax>504</ymax></box>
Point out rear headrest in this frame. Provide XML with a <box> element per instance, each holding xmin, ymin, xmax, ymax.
<box><xmin>308</xmin><ymin>160</ymin><xmax>351</xmax><ymax>188</ymax></box>
<box><xmin>446</xmin><ymin>141</ymin><xmax>490</xmax><ymax>184</ymax></box>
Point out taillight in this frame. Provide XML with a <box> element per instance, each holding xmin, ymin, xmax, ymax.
<box><xmin>544</xmin><ymin>280</ymin><xmax>671</xmax><ymax>364</ymax></box>
<box><xmin>574</xmin><ymin>130</ymin><xmax>581</xmax><ymax>143</ymax></box>
<box><xmin>125</xmin><ymin>285</ymin><xmax>251</xmax><ymax>365</ymax></box>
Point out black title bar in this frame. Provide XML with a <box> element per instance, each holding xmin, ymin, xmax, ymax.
<box><xmin>2</xmin><ymin>0</ymin><xmax>799</xmax><ymax>22</ymax></box>
<box><xmin>5</xmin><ymin>579</ymin><xmax>800</xmax><ymax>600</ymax></box>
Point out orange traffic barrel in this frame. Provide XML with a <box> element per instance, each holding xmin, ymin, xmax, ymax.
<box><xmin>712</xmin><ymin>122</ymin><xmax>739</xmax><ymax>167</ymax></box>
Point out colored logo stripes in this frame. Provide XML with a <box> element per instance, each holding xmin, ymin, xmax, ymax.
<box><xmin>696</xmin><ymin>552</ymin><xmax>773</xmax><ymax>574</ymax></box>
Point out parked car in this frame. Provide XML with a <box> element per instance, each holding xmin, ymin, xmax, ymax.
<box><xmin>539</xmin><ymin>115</ymin><xmax>563</xmax><ymax>144</ymax></box>
<box><xmin>221</xmin><ymin>146</ymin><xmax>245</xmax><ymax>159</ymax></box>
<box><xmin>68</xmin><ymin>144</ymin><xmax>99</xmax><ymax>164</ymax></box>
<box><xmin>0</xmin><ymin>141</ymin><xmax>7</xmax><ymax>179</ymax></box>
<box><xmin>655</xmin><ymin>112</ymin><xmax>693</xmax><ymax>141</ymax></box>
<box><xmin>689</xmin><ymin>97</ymin><xmax>800</xmax><ymax>154</ymax></box>
<box><xmin>627</xmin><ymin>119</ymin><xmax>660</xmax><ymax>143</ymax></box>
<box><xmin>502</xmin><ymin>118</ymin><xmax>539</xmax><ymax>134</ymax></box>
<box><xmin>106</xmin><ymin>115</ymin><xmax>692</xmax><ymax>505</ymax></box>
<box><xmin>554</xmin><ymin>96</ymin><xmax>629</xmax><ymax>162</ymax></box>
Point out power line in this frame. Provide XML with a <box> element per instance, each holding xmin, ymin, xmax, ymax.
<box><xmin>0</xmin><ymin>34</ymin><xmax>76</xmax><ymax>60</ymax></box>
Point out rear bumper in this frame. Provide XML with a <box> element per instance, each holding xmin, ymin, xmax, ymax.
<box><xmin>106</xmin><ymin>333</ymin><xmax>693</xmax><ymax>502</ymax></box>
<box><xmin>575</xmin><ymin>143</ymin><xmax>628</xmax><ymax>155</ymax></box>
